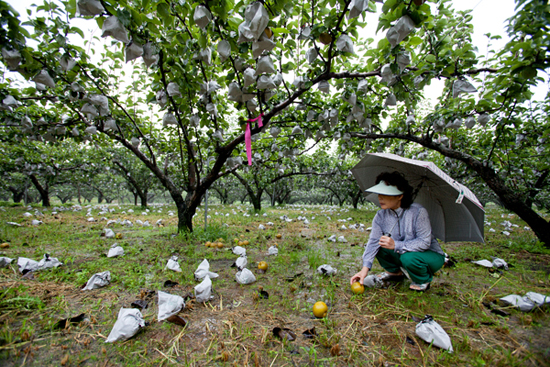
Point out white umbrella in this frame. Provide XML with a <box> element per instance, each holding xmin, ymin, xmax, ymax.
<box><xmin>351</xmin><ymin>153</ymin><xmax>484</xmax><ymax>243</ymax></box>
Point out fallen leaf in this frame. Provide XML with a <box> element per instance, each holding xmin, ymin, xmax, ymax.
<box><xmin>61</xmin><ymin>354</ymin><xmax>69</xmax><ymax>365</ymax></box>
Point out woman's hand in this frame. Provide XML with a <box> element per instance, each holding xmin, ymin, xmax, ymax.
<box><xmin>379</xmin><ymin>235</ymin><xmax>395</xmax><ymax>250</ymax></box>
<box><xmin>350</xmin><ymin>267</ymin><xmax>369</xmax><ymax>285</ymax></box>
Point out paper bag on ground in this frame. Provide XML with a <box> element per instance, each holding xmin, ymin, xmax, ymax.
<box><xmin>165</xmin><ymin>256</ymin><xmax>182</xmax><ymax>272</ymax></box>
<box><xmin>157</xmin><ymin>291</ymin><xmax>185</xmax><ymax>321</ymax></box>
<box><xmin>82</xmin><ymin>271</ymin><xmax>111</xmax><ymax>290</ymax></box>
<box><xmin>415</xmin><ymin>315</ymin><xmax>453</xmax><ymax>352</ymax></box>
<box><xmin>194</xmin><ymin>259</ymin><xmax>219</xmax><ymax>281</ymax></box>
<box><xmin>105</xmin><ymin>308</ymin><xmax>146</xmax><ymax>343</ymax></box>
<box><xmin>194</xmin><ymin>275</ymin><xmax>212</xmax><ymax>303</ymax></box>
<box><xmin>0</xmin><ymin>257</ymin><xmax>13</xmax><ymax>268</ymax></box>
<box><xmin>317</xmin><ymin>264</ymin><xmax>337</xmax><ymax>276</ymax></box>
<box><xmin>107</xmin><ymin>244</ymin><xmax>124</xmax><ymax>258</ymax></box>
<box><xmin>236</xmin><ymin>268</ymin><xmax>256</xmax><ymax>284</ymax></box>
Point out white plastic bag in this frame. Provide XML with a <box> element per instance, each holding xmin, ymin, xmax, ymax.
<box><xmin>82</xmin><ymin>271</ymin><xmax>111</xmax><ymax>290</ymax></box>
<box><xmin>107</xmin><ymin>244</ymin><xmax>124</xmax><ymax>258</ymax></box>
<box><xmin>194</xmin><ymin>275</ymin><xmax>212</xmax><ymax>303</ymax></box>
<box><xmin>105</xmin><ymin>308</ymin><xmax>146</xmax><ymax>343</ymax></box>
<box><xmin>236</xmin><ymin>268</ymin><xmax>256</xmax><ymax>284</ymax></box>
<box><xmin>317</xmin><ymin>265</ymin><xmax>337</xmax><ymax>276</ymax></box>
<box><xmin>165</xmin><ymin>256</ymin><xmax>182</xmax><ymax>272</ymax></box>
<box><xmin>157</xmin><ymin>291</ymin><xmax>185</xmax><ymax>321</ymax></box>
<box><xmin>194</xmin><ymin>259</ymin><xmax>219</xmax><ymax>281</ymax></box>
<box><xmin>415</xmin><ymin>315</ymin><xmax>453</xmax><ymax>352</ymax></box>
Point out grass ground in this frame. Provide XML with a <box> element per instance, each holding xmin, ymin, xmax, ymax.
<box><xmin>0</xmin><ymin>202</ymin><xmax>549</xmax><ymax>366</ymax></box>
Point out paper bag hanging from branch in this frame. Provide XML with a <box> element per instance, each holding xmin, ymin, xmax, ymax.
<box><xmin>163</xmin><ymin>113</ymin><xmax>178</xmax><ymax>127</ymax></box>
<box><xmin>32</xmin><ymin>70</ymin><xmax>55</xmax><ymax>88</ymax></box>
<box><xmin>255</xmin><ymin>55</ymin><xmax>276</xmax><ymax>75</ymax></box>
<box><xmin>384</xmin><ymin>94</ymin><xmax>397</xmax><ymax>106</ymax></box>
<box><xmin>85</xmin><ymin>126</ymin><xmax>97</xmax><ymax>135</ymax></box>
<box><xmin>357</xmin><ymin>79</ymin><xmax>369</xmax><ymax>93</ymax></box>
<box><xmin>237</xmin><ymin>2</ymin><xmax>269</xmax><ymax>43</ymax></box>
<box><xmin>318</xmin><ymin>80</ymin><xmax>330</xmax><ymax>93</ymax></box>
<box><xmin>452</xmin><ymin>79</ymin><xmax>477</xmax><ymax>98</ymax></box>
<box><xmin>257</xmin><ymin>75</ymin><xmax>276</xmax><ymax>90</ymax></box>
<box><xmin>336</xmin><ymin>35</ymin><xmax>354</xmax><ymax>54</ymax></box>
<box><xmin>77</xmin><ymin>0</ymin><xmax>105</xmax><ymax>16</ymax></box>
<box><xmin>247</xmin><ymin>99</ymin><xmax>258</xmax><ymax>112</ymax></box>
<box><xmin>142</xmin><ymin>43</ymin><xmax>159</xmax><ymax>67</ymax></box>
<box><xmin>198</xmin><ymin>47</ymin><xmax>212</xmax><ymax>65</ymax></box>
<box><xmin>104</xmin><ymin>119</ymin><xmax>117</xmax><ymax>131</ymax></box>
<box><xmin>298</xmin><ymin>26</ymin><xmax>311</xmax><ymax>40</ymax></box>
<box><xmin>252</xmin><ymin>32</ymin><xmax>276</xmax><ymax>59</ymax></box>
<box><xmin>167</xmin><ymin>82</ymin><xmax>181</xmax><ymax>97</ymax></box>
<box><xmin>193</xmin><ymin>5</ymin><xmax>212</xmax><ymax>30</ymax></box>
<box><xmin>156</xmin><ymin>90</ymin><xmax>168</xmax><ymax>107</ymax></box>
<box><xmin>464</xmin><ymin>116</ymin><xmax>476</xmax><ymax>129</ymax></box>
<box><xmin>81</xmin><ymin>103</ymin><xmax>98</xmax><ymax>117</ymax></box>
<box><xmin>386</xmin><ymin>15</ymin><xmax>415</xmax><ymax>48</ymax></box>
<box><xmin>2</xmin><ymin>48</ymin><xmax>21</xmax><ymax>70</ymax></box>
<box><xmin>348</xmin><ymin>0</ymin><xmax>370</xmax><ymax>19</ymax></box>
<box><xmin>217</xmin><ymin>40</ymin><xmax>231</xmax><ymax>62</ymax></box>
<box><xmin>228</xmin><ymin>82</ymin><xmax>243</xmax><ymax>102</ymax></box>
<box><xmin>380</xmin><ymin>64</ymin><xmax>396</xmax><ymax>85</ymax></box>
<box><xmin>59</xmin><ymin>55</ymin><xmax>76</xmax><ymax>71</ymax></box>
<box><xmin>293</xmin><ymin>76</ymin><xmax>307</xmax><ymax>89</ymax></box>
<box><xmin>397</xmin><ymin>52</ymin><xmax>411</xmax><ymax>72</ymax></box>
<box><xmin>101</xmin><ymin>16</ymin><xmax>130</xmax><ymax>43</ymax></box>
<box><xmin>307</xmin><ymin>110</ymin><xmax>316</xmax><ymax>122</ymax></box>
<box><xmin>125</xmin><ymin>42</ymin><xmax>143</xmax><ymax>63</ymax></box>
<box><xmin>243</xmin><ymin>68</ymin><xmax>256</xmax><ymax>88</ymax></box>
<box><xmin>478</xmin><ymin>113</ymin><xmax>491</xmax><ymax>126</ymax></box>
<box><xmin>306</xmin><ymin>48</ymin><xmax>318</xmax><ymax>64</ymax></box>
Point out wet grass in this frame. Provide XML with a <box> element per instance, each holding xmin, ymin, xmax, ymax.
<box><xmin>0</xmin><ymin>202</ymin><xmax>549</xmax><ymax>366</ymax></box>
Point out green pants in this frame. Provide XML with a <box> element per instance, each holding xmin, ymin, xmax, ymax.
<box><xmin>376</xmin><ymin>248</ymin><xmax>445</xmax><ymax>284</ymax></box>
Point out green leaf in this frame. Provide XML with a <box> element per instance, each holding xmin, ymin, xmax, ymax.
<box><xmin>425</xmin><ymin>54</ymin><xmax>436</xmax><ymax>63</ymax></box>
<box><xmin>408</xmin><ymin>36</ymin><xmax>422</xmax><ymax>46</ymax></box>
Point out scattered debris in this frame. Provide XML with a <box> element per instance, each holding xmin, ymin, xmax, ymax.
<box><xmin>273</xmin><ymin>327</ymin><xmax>296</xmax><ymax>341</ymax></box>
<box><xmin>54</xmin><ymin>313</ymin><xmax>86</xmax><ymax>329</ymax></box>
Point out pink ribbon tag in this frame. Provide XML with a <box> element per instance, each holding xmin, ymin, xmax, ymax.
<box><xmin>245</xmin><ymin>113</ymin><xmax>264</xmax><ymax>165</ymax></box>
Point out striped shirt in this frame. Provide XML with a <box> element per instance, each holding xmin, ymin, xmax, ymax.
<box><xmin>362</xmin><ymin>203</ymin><xmax>444</xmax><ymax>269</ymax></box>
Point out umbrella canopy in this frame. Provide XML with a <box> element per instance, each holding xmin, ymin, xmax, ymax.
<box><xmin>351</xmin><ymin>153</ymin><xmax>484</xmax><ymax>243</ymax></box>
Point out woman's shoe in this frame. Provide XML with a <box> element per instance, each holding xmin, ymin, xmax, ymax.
<box><xmin>409</xmin><ymin>282</ymin><xmax>431</xmax><ymax>292</ymax></box>
<box><xmin>376</xmin><ymin>272</ymin><xmax>405</xmax><ymax>282</ymax></box>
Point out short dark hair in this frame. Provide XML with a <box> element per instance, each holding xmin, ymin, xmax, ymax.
<box><xmin>375</xmin><ymin>171</ymin><xmax>414</xmax><ymax>209</ymax></box>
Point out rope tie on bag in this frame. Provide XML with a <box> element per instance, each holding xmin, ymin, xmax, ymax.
<box><xmin>245</xmin><ymin>113</ymin><xmax>264</xmax><ymax>166</ymax></box>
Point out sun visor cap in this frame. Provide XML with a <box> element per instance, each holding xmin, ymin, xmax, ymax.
<box><xmin>365</xmin><ymin>180</ymin><xmax>404</xmax><ymax>196</ymax></box>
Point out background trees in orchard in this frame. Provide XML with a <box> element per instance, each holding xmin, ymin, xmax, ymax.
<box><xmin>0</xmin><ymin>0</ymin><xmax>548</xmax><ymax>245</ymax></box>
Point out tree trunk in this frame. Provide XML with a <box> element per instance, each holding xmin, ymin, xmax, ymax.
<box><xmin>29</xmin><ymin>174</ymin><xmax>50</xmax><ymax>207</ymax></box>
<box><xmin>8</xmin><ymin>186</ymin><xmax>24</xmax><ymax>203</ymax></box>
<box><xmin>140</xmin><ymin>190</ymin><xmax>148</xmax><ymax>208</ymax></box>
<box><xmin>97</xmin><ymin>189</ymin><xmax>104</xmax><ymax>204</ymax></box>
<box><xmin>133</xmin><ymin>192</ymin><xmax>138</xmax><ymax>206</ymax></box>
